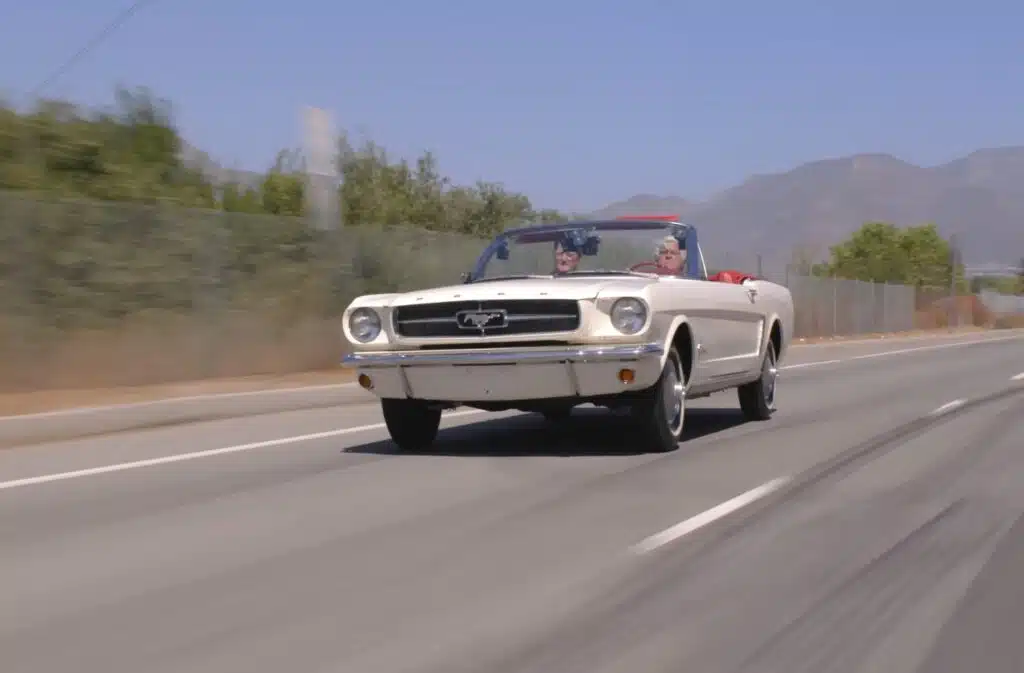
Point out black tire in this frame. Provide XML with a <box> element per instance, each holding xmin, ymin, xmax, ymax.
<box><xmin>541</xmin><ymin>405</ymin><xmax>573</xmax><ymax>423</ymax></box>
<box><xmin>738</xmin><ymin>339</ymin><xmax>778</xmax><ymax>421</ymax></box>
<box><xmin>632</xmin><ymin>345</ymin><xmax>687</xmax><ymax>453</ymax></box>
<box><xmin>381</xmin><ymin>398</ymin><xmax>442</xmax><ymax>452</ymax></box>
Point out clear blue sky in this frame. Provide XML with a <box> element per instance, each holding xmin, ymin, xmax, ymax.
<box><xmin>3</xmin><ymin>1</ymin><xmax>1022</xmax><ymax>212</ymax></box>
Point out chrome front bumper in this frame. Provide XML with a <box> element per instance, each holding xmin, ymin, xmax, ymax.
<box><xmin>342</xmin><ymin>342</ymin><xmax>664</xmax><ymax>368</ymax></box>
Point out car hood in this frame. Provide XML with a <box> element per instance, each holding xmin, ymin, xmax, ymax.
<box><xmin>387</xmin><ymin>276</ymin><xmax>658</xmax><ymax>306</ymax></box>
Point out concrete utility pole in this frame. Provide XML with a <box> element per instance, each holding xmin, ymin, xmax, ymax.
<box><xmin>949</xmin><ymin>233</ymin><xmax>960</xmax><ymax>328</ymax></box>
<box><xmin>302</xmin><ymin>106</ymin><xmax>340</xmax><ymax>230</ymax></box>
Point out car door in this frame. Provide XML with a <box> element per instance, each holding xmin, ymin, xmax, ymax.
<box><xmin>676</xmin><ymin>242</ymin><xmax>764</xmax><ymax>382</ymax></box>
<box><xmin>679</xmin><ymin>280</ymin><xmax>764</xmax><ymax>381</ymax></box>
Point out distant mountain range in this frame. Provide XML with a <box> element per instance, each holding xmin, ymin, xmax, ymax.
<box><xmin>592</xmin><ymin>148</ymin><xmax>1024</xmax><ymax>267</ymax></box>
<box><xmin>182</xmin><ymin>142</ymin><xmax>1024</xmax><ymax>266</ymax></box>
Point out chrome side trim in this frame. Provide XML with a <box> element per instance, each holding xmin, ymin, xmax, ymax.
<box><xmin>342</xmin><ymin>343</ymin><xmax>664</xmax><ymax>368</ymax></box>
<box><xmin>397</xmin><ymin>366</ymin><xmax>414</xmax><ymax>397</ymax></box>
<box><xmin>564</xmin><ymin>360</ymin><xmax>581</xmax><ymax>395</ymax></box>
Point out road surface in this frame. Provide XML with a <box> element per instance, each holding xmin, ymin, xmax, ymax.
<box><xmin>2</xmin><ymin>332</ymin><xmax>1023</xmax><ymax>673</ymax></box>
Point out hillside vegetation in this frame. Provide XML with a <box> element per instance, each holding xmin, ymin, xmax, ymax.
<box><xmin>0</xmin><ymin>87</ymin><xmax>571</xmax><ymax>230</ymax></box>
<box><xmin>0</xmin><ymin>88</ymin><xmax>581</xmax><ymax>390</ymax></box>
<box><xmin>0</xmin><ymin>88</ymin><xmax>1019</xmax><ymax>392</ymax></box>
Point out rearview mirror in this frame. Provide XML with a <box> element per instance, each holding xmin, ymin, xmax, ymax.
<box><xmin>460</xmin><ymin>271</ymin><xmax>472</xmax><ymax>284</ymax></box>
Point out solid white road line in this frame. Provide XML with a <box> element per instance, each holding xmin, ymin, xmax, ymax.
<box><xmin>0</xmin><ymin>410</ymin><xmax>486</xmax><ymax>492</ymax></box>
<box><xmin>631</xmin><ymin>477</ymin><xmax>790</xmax><ymax>554</ymax></box>
<box><xmin>781</xmin><ymin>333</ymin><xmax>1021</xmax><ymax>371</ymax></box>
<box><xmin>2</xmin><ymin>332</ymin><xmax>1018</xmax><ymax>492</ymax></box>
<box><xmin>1012</xmin><ymin>372</ymin><xmax>1024</xmax><ymax>382</ymax></box>
<box><xmin>0</xmin><ymin>382</ymin><xmax>364</xmax><ymax>422</ymax></box>
<box><xmin>930</xmin><ymin>399</ymin><xmax>967</xmax><ymax>416</ymax></box>
<box><xmin>792</xmin><ymin>328</ymin><xmax>1024</xmax><ymax>348</ymax></box>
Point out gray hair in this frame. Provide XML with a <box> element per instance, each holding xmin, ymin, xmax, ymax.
<box><xmin>655</xmin><ymin>235</ymin><xmax>685</xmax><ymax>255</ymax></box>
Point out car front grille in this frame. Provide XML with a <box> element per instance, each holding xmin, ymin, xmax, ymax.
<box><xmin>392</xmin><ymin>299</ymin><xmax>581</xmax><ymax>338</ymax></box>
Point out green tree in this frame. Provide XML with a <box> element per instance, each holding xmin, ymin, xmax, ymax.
<box><xmin>0</xmin><ymin>86</ymin><xmax>215</xmax><ymax>206</ymax></box>
<box><xmin>220</xmin><ymin>182</ymin><xmax>263</xmax><ymax>213</ymax></box>
<box><xmin>1</xmin><ymin>86</ymin><xmax>570</xmax><ymax>235</ymax></box>
<box><xmin>897</xmin><ymin>223</ymin><xmax>956</xmax><ymax>288</ymax></box>
<box><xmin>971</xmin><ymin>275</ymin><xmax>1021</xmax><ymax>294</ymax></box>
<box><xmin>530</xmin><ymin>208</ymin><xmax>572</xmax><ymax>223</ymax></box>
<box><xmin>820</xmin><ymin>221</ymin><xmax>959</xmax><ymax>287</ymax></box>
<box><xmin>334</xmin><ymin>131</ymin><xmax>563</xmax><ymax>234</ymax></box>
<box><xmin>259</xmin><ymin>150</ymin><xmax>305</xmax><ymax>216</ymax></box>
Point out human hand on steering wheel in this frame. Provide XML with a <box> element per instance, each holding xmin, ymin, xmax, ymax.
<box><xmin>629</xmin><ymin>261</ymin><xmax>663</xmax><ymax>273</ymax></box>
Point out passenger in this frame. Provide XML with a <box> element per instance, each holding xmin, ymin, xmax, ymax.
<box><xmin>553</xmin><ymin>235</ymin><xmax>581</xmax><ymax>274</ymax></box>
<box><xmin>655</xmin><ymin>235</ymin><xmax>687</xmax><ymax>275</ymax></box>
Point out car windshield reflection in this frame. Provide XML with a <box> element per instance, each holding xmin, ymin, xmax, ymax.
<box><xmin>471</xmin><ymin>220</ymin><xmax>693</xmax><ymax>281</ymax></box>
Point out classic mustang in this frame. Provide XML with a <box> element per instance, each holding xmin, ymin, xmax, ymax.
<box><xmin>341</xmin><ymin>216</ymin><xmax>794</xmax><ymax>453</ymax></box>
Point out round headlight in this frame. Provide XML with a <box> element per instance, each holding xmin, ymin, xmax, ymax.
<box><xmin>348</xmin><ymin>307</ymin><xmax>382</xmax><ymax>343</ymax></box>
<box><xmin>610</xmin><ymin>297</ymin><xmax>647</xmax><ymax>334</ymax></box>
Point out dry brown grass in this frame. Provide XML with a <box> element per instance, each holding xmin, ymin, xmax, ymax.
<box><xmin>0</xmin><ymin>369</ymin><xmax>357</xmax><ymax>416</ymax></box>
<box><xmin>993</xmin><ymin>313</ymin><xmax>1024</xmax><ymax>329</ymax></box>
<box><xmin>0</xmin><ymin>312</ymin><xmax>347</xmax><ymax>394</ymax></box>
<box><xmin>913</xmin><ymin>294</ymin><xmax>997</xmax><ymax>329</ymax></box>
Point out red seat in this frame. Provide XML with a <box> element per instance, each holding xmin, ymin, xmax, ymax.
<box><xmin>708</xmin><ymin>270</ymin><xmax>757</xmax><ymax>284</ymax></box>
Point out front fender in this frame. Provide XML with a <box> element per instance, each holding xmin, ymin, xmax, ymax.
<box><xmin>747</xmin><ymin>280</ymin><xmax>794</xmax><ymax>363</ymax></box>
<box><xmin>650</xmin><ymin>313</ymin><xmax>697</xmax><ymax>384</ymax></box>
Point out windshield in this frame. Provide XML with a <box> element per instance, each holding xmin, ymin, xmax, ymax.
<box><xmin>474</xmin><ymin>222</ymin><xmax>691</xmax><ymax>280</ymax></box>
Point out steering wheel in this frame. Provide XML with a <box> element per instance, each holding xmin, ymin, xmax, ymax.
<box><xmin>629</xmin><ymin>261</ymin><xmax>662</xmax><ymax>273</ymax></box>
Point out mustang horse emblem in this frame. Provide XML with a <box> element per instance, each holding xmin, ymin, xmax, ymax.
<box><xmin>456</xmin><ymin>310</ymin><xmax>508</xmax><ymax>330</ymax></box>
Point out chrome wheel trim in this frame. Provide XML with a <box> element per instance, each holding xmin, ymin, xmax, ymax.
<box><xmin>763</xmin><ymin>343</ymin><xmax>778</xmax><ymax>410</ymax></box>
<box><xmin>661</xmin><ymin>351</ymin><xmax>686</xmax><ymax>435</ymax></box>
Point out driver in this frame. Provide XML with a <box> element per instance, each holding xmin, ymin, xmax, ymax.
<box><xmin>553</xmin><ymin>234</ymin><xmax>581</xmax><ymax>274</ymax></box>
<box><xmin>655</xmin><ymin>234</ymin><xmax>687</xmax><ymax>275</ymax></box>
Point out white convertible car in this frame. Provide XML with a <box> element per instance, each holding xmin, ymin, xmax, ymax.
<box><xmin>341</xmin><ymin>216</ymin><xmax>794</xmax><ymax>453</ymax></box>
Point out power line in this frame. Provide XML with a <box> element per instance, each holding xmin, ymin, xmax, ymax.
<box><xmin>30</xmin><ymin>0</ymin><xmax>160</xmax><ymax>98</ymax></box>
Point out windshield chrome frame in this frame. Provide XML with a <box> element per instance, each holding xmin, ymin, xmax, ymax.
<box><xmin>467</xmin><ymin>219</ymin><xmax>701</xmax><ymax>282</ymax></box>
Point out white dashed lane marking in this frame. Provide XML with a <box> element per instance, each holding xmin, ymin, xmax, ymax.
<box><xmin>931</xmin><ymin>399</ymin><xmax>967</xmax><ymax>416</ymax></box>
<box><xmin>631</xmin><ymin>478</ymin><xmax>790</xmax><ymax>554</ymax></box>
<box><xmin>0</xmin><ymin>410</ymin><xmax>486</xmax><ymax>492</ymax></box>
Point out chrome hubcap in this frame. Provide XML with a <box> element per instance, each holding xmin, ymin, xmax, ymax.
<box><xmin>661</xmin><ymin>353</ymin><xmax>686</xmax><ymax>434</ymax></box>
<box><xmin>763</xmin><ymin>346</ymin><xmax>778</xmax><ymax>410</ymax></box>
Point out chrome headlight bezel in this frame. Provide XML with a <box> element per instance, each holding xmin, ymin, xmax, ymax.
<box><xmin>609</xmin><ymin>297</ymin><xmax>648</xmax><ymax>335</ymax></box>
<box><xmin>348</xmin><ymin>307</ymin><xmax>382</xmax><ymax>343</ymax></box>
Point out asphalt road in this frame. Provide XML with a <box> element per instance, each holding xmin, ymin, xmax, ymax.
<box><xmin>1</xmin><ymin>331</ymin><xmax>1023</xmax><ymax>673</ymax></box>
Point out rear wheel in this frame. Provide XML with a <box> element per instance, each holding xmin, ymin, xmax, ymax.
<box><xmin>632</xmin><ymin>345</ymin><xmax>687</xmax><ymax>453</ymax></box>
<box><xmin>381</xmin><ymin>398</ymin><xmax>442</xmax><ymax>451</ymax></box>
<box><xmin>738</xmin><ymin>340</ymin><xmax>778</xmax><ymax>420</ymax></box>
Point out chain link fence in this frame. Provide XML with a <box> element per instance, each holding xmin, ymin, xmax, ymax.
<box><xmin>1</xmin><ymin>193</ymin><xmax>1020</xmax><ymax>391</ymax></box>
<box><xmin>979</xmin><ymin>289</ymin><xmax>1024</xmax><ymax>315</ymax></box>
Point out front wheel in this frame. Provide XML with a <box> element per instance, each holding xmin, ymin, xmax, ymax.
<box><xmin>381</xmin><ymin>398</ymin><xmax>442</xmax><ymax>452</ymax></box>
<box><xmin>632</xmin><ymin>345</ymin><xmax>687</xmax><ymax>453</ymax></box>
<box><xmin>541</xmin><ymin>405</ymin><xmax>574</xmax><ymax>423</ymax></box>
<box><xmin>737</xmin><ymin>340</ymin><xmax>778</xmax><ymax>420</ymax></box>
